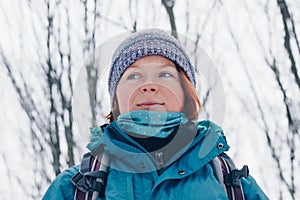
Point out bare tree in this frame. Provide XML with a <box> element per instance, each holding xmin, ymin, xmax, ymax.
<box><xmin>81</xmin><ymin>0</ymin><xmax>100</xmax><ymax>127</ymax></box>
<box><xmin>1</xmin><ymin>0</ymin><xmax>75</xmax><ymax>197</ymax></box>
<box><xmin>162</xmin><ymin>0</ymin><xmax>178</xmax><ymax>38</ymax></box>
<box><xmin>218</xmin><ymin>0</ymin><xmax>300</xmax><ymax>199</ymax></box>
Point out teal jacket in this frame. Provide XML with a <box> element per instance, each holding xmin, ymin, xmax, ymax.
<box><xmin>43</xmin><ymin>120</ymin><xmax>268</xmax><ymax>199</ymax></box>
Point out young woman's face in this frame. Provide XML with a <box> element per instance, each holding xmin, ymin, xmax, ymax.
<box><xmin>116</xmin><ymin>55</ymin><xmax>184</xmax><ymax>114</ymax></box>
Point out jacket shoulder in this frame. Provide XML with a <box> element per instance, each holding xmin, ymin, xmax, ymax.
<box><xmin>197</xmin><ymin>120</ymin><xmax>223</xmax><ymax>134</ymax></box>
<box><xmin>241</xmin><ymin>175</ymin><xmax>269</xmax><ymax>199</ymax></box>
<box><xmin>42</xmin><ymin>165</ymin><xmax>79</xmax><ymax>200</ymax></box>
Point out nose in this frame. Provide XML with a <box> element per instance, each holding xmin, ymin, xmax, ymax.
<box><xmin>140</xmin><ymin>83</ymin><xmax>158</xmax><ymax>93</ymax></box>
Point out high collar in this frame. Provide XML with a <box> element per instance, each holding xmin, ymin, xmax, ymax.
<box><xmin>87</xmin><ymin>120</ymin><xmax>229</xmax><ymax>174</ymax></box>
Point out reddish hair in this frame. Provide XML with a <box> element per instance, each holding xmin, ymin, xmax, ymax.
<box><xmin>178</xmin><ymin>69</ymin><xmax>201</xmax><ymax>120</ymax></box>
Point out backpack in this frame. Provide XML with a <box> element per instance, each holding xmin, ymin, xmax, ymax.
<box><xmin>71</xmin><ymin>151</ymin><xmax>249</xmax><ymax>200</ymax></box>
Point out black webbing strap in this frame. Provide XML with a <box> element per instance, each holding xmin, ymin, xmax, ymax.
<box><xmin>81</xmin><ymin>152</ymin><xmax>92</xmax><ymax>173</ymax></box>
<box><xmin>71</xmin><ymin>170</ymin><xmax>108</xmax><ymax>193</ymax></box>
<box><xmin>218</xmin><ymin>153</ymin><xmax>249</xmax><ymax>200</ymax></box>
<box><xmin>71</xmin><ymin>152</ymin><xmax>108</xmax><ymax>198</ymax></box>
<box><xmin>71</xmin><ymin>152</ymin><xmax>93</xmax><ymax>193</ymax></box>
<box><xmin>220</xmin><ymin>153</ymin><xmax>249</xmax><ymax>187</ymax></box>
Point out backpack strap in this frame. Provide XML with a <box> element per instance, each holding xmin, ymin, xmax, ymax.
<box><xmin>71</xmin><ymin>151</ymin><xmax>110</xmax><ymax>200</ymax></box>
<box><xmin>211</xmin><ymin>153</ymin><xmax>249</xmax><ymax>200</ymax></box>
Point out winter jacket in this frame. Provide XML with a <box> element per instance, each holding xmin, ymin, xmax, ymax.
<box><xmin>43</xmin><ymin>120</ymin><xmax>268</xmax><ymax>200</ymax></box>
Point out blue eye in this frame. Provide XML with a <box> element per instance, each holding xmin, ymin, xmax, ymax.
<box><xmin>159</xmin><ymin>72</ymin><xmax>173</xmax><ymax>78</ymax></box>
<box><xmin>127</xmin><ymin>74</ymin><xmax>140</xmax><ymax>80</ymax></box>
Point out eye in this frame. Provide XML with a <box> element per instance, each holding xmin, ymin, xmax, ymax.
<box><xmin>159</xmin><ymin>72</ymin><xmax>174</xmax><ymax>78</ymax></box>
<box><xmin>127</xmin><ymin>73</ymin><xmax>141</xmax><ymax>80</ymax></box>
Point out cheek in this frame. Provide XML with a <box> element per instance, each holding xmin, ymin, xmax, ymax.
<box><xmin>177</xmin><ymin>89</ymin><xmax>185</xmax><ymax>107</ymax></box>
<box><xmin>116</xmin><ymin>85</ymin><xmax>138</xmax><ymax>114</ymax></box>
<box><xmin>116</xmin><ymin>86</ymin><xmax>127</xmax><ymax>114</ymax></box>
<box><xmin>175</xmin><ymin>90</ymin><xmax>184</xmax><ymax>108</ymax></box>
<box><xmin>163</xmin><ymin>85</ymin><xmax>185</xmax><ymax>109</ymax></box>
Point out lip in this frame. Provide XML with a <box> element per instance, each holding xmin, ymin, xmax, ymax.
<box><xmin>137</xmin><ymin>101</ymin><xmax>164</xmax><ymax>107</ymax></box>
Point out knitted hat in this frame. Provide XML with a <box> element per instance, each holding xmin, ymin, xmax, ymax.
<box><xmin>108</xmin><ymin>29</ymin><xmax>196</xmax><ymax>104</ymax></box>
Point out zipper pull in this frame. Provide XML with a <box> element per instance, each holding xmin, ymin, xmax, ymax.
<box><xmin>154</xmin><ymin>152</ymin><xmax>164</xmax><ymax>169</ymax></box>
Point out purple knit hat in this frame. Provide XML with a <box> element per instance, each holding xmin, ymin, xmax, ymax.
<box><xmin>108</xmin><ymin>29</ymin><xmax>196</xmax><ymax>104</ymax></box>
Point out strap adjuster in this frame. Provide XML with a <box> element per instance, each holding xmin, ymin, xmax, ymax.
<box><xmin>71</xmin><ymin>172</ymin><xmax>92</xmax><ymax>192</ymax></box>
<box><xmin>225</xmin><ymin>165</ymin><xmax>249</xmax><ymax>187</ymax></box>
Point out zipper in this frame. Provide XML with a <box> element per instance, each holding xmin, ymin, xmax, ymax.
<box><xmin>154</xmin><ymin>152</ymin><xmax>164</xmax><ymax>169</ymax></box>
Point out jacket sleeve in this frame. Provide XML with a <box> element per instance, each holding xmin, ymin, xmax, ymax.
<box><xmin>42</xmin><ymin>165</ymin><xmax>79</xmax><ymax>200</ymax></box>
<box><xmin>241</xmin><ymin>175</ymin><xmax>269</xmax><ymax>200</ymax></box>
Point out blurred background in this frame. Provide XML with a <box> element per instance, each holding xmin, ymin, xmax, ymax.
<box><xmin>0</xmin><ymin>0</ymin><xmax>299</xmax><ymax>199</ymax></box>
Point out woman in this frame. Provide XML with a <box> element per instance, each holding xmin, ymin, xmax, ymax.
<box><xmin>43</xmin><ymin>29</ymin><xmax>268</xmax><ymax>199</ymax></box>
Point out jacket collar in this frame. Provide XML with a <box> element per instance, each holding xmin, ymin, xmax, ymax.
<box><xmin>153</xmin><ymin>120</ymin><xmax>229</xmax><ymax>190</ymax></box>
<box><xmin>87</xmin><ymin>120</ymin><xmax>229</xmax><ymax>174</ymax></box>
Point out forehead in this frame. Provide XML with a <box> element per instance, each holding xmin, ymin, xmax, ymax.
<box><xmin>130</xmin><ymin>55</ymin><xmax>176</xmax><ymax>68</ymax></box>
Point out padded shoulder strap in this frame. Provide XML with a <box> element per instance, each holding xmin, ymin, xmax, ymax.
<box><xmin>211</xmin><ymin>157</ymin><xmax>227</xmax><ymax>192</ymax></box>
<box><xmin>72</xmin><ymin>151</ymin><xmax>110</xmax><ymax>200</ymax></box>
<box><xmin>211</xmin><ymin>153</ymin><xmax>249</xmax><ymax>200</ymax></box>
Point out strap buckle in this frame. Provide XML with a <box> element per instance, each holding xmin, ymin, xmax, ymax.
<box><xmin>71</xmin><ymin>172</ymin><xmax>92</xmax><ymax>193</ymax></box>
<box><xmin>225</xmin><ymin>165</ymin><xmax>249</xmax><ymax>187</ymax></box>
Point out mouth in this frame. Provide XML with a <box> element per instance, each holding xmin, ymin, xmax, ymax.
<box><xmin>136</xmin><ymin>101</ymin><xmax>165</xmax><ymax>108</ymax></box>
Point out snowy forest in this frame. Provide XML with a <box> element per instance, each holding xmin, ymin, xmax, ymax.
<box><xmin>0</xmin><ymin>0</ymin><xmax>299</xmax><ymax>199</ymax></box>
